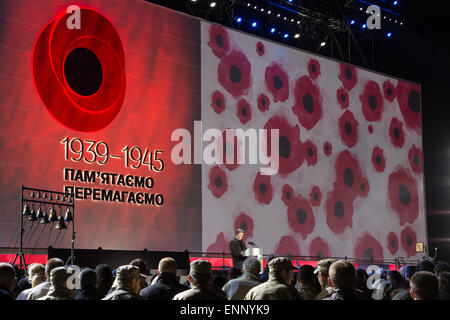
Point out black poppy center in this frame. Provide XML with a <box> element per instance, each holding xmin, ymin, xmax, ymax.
<box><xmin>398</xmin><ymin>185</ymin><xmax>411</xmax><ymax>206</ymax></box>
<box><xmin>229</xmin><ymin>65</ymin><xmax>242</xmax><ymax>84</ymax></box>
<box><xmin>314</xmin><ymin>193</ymin><xmax>319</xmax><ymax>201</ymax></box>
<box><xmin>317</xmin><ymin>250</ymin><xmax>324</xmax><ymax>258</ymax></box>
<box><xmin>334</xmin><ymin>201</ymin><xmax>345</xmax><ymax>219</ymax></box>
<box><xmin>406</xmin><ymin>235</ymin><xmax>413</xmax><ymax>247</ymax></box>
<box><xmin>391</xmin><ymin>239</ymin><xmax>396</xmax><ymax>248</ymax></box>
<box><xmin>413</xmin><ymin>155</ymin><xmax>420</xmax><ymax>166</ymax></box>
<box><xmin>363</xmin><ymin>248</ymin><xmax>373</xmax><ymax>260</ymax></box>
<box><xmin>341</xmin><ymin>93</ymin><xmax>346</xmax><ymax>102</ymax></box>
<box><xmin>64</xmin><ymin>47</ymin><xmax>103</xmax><ymax>96</ymax></box>
<box><xmin>408</xmin><ymin>90</ymin><xmax>420</xmax><ymax>114</ymax></box>
<box><xmin>360</xmin><ymin>183</ymin><xmax>365</xmax><ymax>191</ymax></box>
<box><xmin>261</xmin><ymin>98</ymin><xmax>266</xmax><ymax>106</ymax></box>
<box><xmin>375</xmin><ymin>155</ymin><xmax>381</xmax><ymax>165</ymax></box>
<box><xmin>285</xmin><ymin>191</ymin><xmax>291</xmax><ymax>200</ymax></box>
<box><xmin>279</xmin><ymin>136</ymin><xmax>291</xmax><ymax>159</ymax></box>
<box><xmin>393</xmin><ymin>127</ymin><xmax>400</xmax><ymax>139</ymax></box>
<box><xmin>343</xmin><ymin>168</ymin><xmax>354</xmax><ymax>187</ymax></box>
<box><xmin>241</xmin><ymin>107</ymin><xmax>248</xmax><ymax>116</ymax></box>
<box><xmin>216</xmin><ymin>98</ymin><xmax>222</xmax><ymax>107</ymax></box>
<box><xmin>296</xmin><ymin>209</ymin><xmax>307</xmax><ymax>224</ymax></box>
<box><xmin>273</xmin><ymin>75</ymin><xmax>283</xmax><ymax>90</ymax></box>
<box><xmin>303</xmin><ymin>93</ymin><xmax>314</xmax><ymax>113</ymax></box>
<box><xmin>344</xmin><ymin>122</ymin><xmax>352</xmax><ymax>136</ymax></box>
<box><xmin>240</xmin><ymin>221</ymin><xmax>247</xmax><ymax>232</ymax></box>
<box><xmin>387</xmin><ymin>87</ymin><xmax>392</xmax><ymax>96</ymax></box>
<box><xmin>325</xmin><ymin>145</ymin><xmax>330</xmax><ymax>152</ymax></box>
<box><xmin>307</xmin><ymin>148</ymin><xmax>314</xmax><ymax>158</ymax></box>
<box><xmin>258</xmin><ymin>45</ymin><xmax>263</xmax><ymax>52</ymax></box>
<box><xmin>368</xmin><ymin>95</ymin><xmax>378</xmax><ymax>111</ymax></box>
<box><xmin>214</xmin><ymin>176</ymin><xmax>223</xmax><ymax>188</ymax></box>
<box><xmin>259</xmin><ymin>183</ymin><xmax>267</xmax><ymax>195</ymax></box>
<box><xmin>215</xmin><ymin>34</ymin><xmax>224</xmax><ymax>48</ymax></box>
<box><xmin>345</xmin><ymin>67</ymin><xmax>352</xmax><ymax>80</ymax></box>
<box><xmin>311</xmin><ymin>64</ymin><xmax>317</xmax><ymax>73</ymax></box>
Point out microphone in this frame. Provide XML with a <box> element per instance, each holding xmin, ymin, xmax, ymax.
<box><xmin>248</xmin><ymin>241</ymin><xmax>258</xmax><ymax>247</ymax></box>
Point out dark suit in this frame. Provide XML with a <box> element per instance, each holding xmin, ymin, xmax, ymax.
<box><xmin>140</xmin><ymin>272</ymin><xmax>189</xmax><ymax>300</ymax></box>
<box><xmin>230</xmin><ymin>237</ymin><xmax>246</xmax><ymax>270</ymax></box>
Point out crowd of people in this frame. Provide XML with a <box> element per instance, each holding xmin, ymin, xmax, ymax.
<box><xmin>0</xmin><ymin>255</ymin><xmax>449</xmax><ymax>300</ymax></box>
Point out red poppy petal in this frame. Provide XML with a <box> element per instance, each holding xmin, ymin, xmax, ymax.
<box><xmin>389</xmin><ymin>118</ymin><xmax>405</xmax><ymax>148</ymax></box>
<box><xmin>208</xmin><ymin>25</ymin><xmax>230</xmax><ymax>58</ymax></box>
<box><xmin>359</xmin><ymin>80</ymin><xmax>384</xmax><ymax>122</ymax></box>
<box><xmin>400</xmin><ymin>227</ymin><xmax>417</xmax><ymax>258</ymax></box>
<box><xmin>207</xmin><ymin>165</ymin><xmax>228</xmax><ymax>198</ymax></box>
<box><xmin>206</xmin><ymin>232</ymin><xmax>230</xmax><ymax>253</ymax></box>
<box><xmin>265</xmin><ymin>62</ymin><xmax>289</xmax><ymax>102</ymax></box>
<box><xmin>338</xmin><ymin>64</ymin><xmax>358</xmax><ymax>91</ymax></box>
<box><xmin>387</xmin><ymin>232</ymin><xmax>399</xmax><ymax>255</ymax></box>
<box><xmin>337</xmin><ymin>87</ymin><xmax>349</xmax><ymax>109</ymax></box>
<box><xmin>334</xmin><ymin>149</ymin><xmax>364</xmax><ymax>200</ymax></box>
<box><xmin>358</xmin><ymin>177</ymin><xmax>370</xmax><ymax>198</ymax></box>
<box><xmin>354</xmin><ymin>232</ymin><xmax>384</xmax><ymax>261</ymax></box>
<box><xmin>256</xmin><ymin>41</ymin><xmax>265</xmax><ymax>57</ymax></box>
<box><xmin>309</xmin><ymin>237</ymin><xmax>330</xmax><ymax>258</ymax></box>
<box><xmin>408</xmin><ymin>144</ymin><xmax>423</xmax><ymax>174</ymax></box>
<box><xmin>371</xmin><ymin>147</ymin><xmax>386</xmax><ymax>173</ymax></box>
<box><xmin>338</xmin><ymin>110</ymin><xmax>359</xmax><ymax>148</ymax></box>
<box><xmin>309</xmin><ymin>186</ymin><xmax>322</xmax><ymax>206</ymax></box>
<box><xmin>287</xmin><ymin>195</ymin><xmax>315</xmax><ymax>240</ymax></box>
<box><xmin>308</xmin><ymin>58</ymin><xmax>321</xmax><ymax>80</ymax></box>
<box><xmin>396</xmin><ymin>80</ymin><xmax>421</xmax><ymax>135</ymax></box>
<box><xmin>303</xmin><ymin>140</ymin><xmax>318</xmax><ymax>166</ymax></box>
<box><xmin>292</xmin><ymin>75</ymin><xmax>323</xmax><ymax>130</ymax></box>
<box><xmin>274</xmin><ymin>236</ymin><xmax>301</xmax><ymax>256</ymax></box>
<box><xmin>253</xmin><ymin>172</ymin><xmax>274</xmax><ymax>205</ymax></box>
<box><xmin>218</xmin><ymin>50</ymin><xmax>252</xmax><ymax>97</ymax></box>
<box><xmin>388</xmin><ymin>166</ymin><xmax>419</xmax><ymax>225</ymax></box>
<box><xmin>234</xmin><ymin>212</ymin><xmax>254</xmax><ymax>242</ymax></box>
<box><xmin>257</xmin><ymin>93</ymin><xmax>270</xmax><ymax>112</ymax></box>
<box><xmin>236</xmin><ymin>98</ymin><xmax>252</xmax><ymax>124</ymax></box>
<box><xmin>281</xmin><ymin>184</ymin><xmax>294</xmax><ymax>207</ymax></box>
<box><xmin>323</xmin><ymin>141</ymin><xmax>333</xmax><ymax>156</ymax></box>
<box><xmin>383</xmin><ymin>79</ymin><xmax>396</xmax><ymax>102</ymax></box>
<box><xmin>325</xmin><ymin>188</ymin><xmax>354</xmax><ymax>234</ymax></box>
<box><xmin>211</xmin><ymin>90</ymin><xmax>225</xmax><ymax>114</ymax></box>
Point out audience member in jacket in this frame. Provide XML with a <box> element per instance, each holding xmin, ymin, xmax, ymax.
<box><xmin>223</xmin><ymin>258</ymin><xmax>261</xmax><ymax>300</ymax></box>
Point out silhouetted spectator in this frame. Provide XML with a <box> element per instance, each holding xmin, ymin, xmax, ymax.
<box><xmin>103</xmin><ymin>265</ymin><xmax>145</xmax><ymax>300</ymax></box>
<box><xmin>417</xmin><ymin>260</ymin><xmax>435</xmax><ymax>273</ymax></box>
<box><xmin>438</xmin><ymin>272</ymin><xmax>450</xmax><ymax>300</ymax></box>
<box><xmin>223</xmin><ymin>258</ymin><xmax>261</xmax><ymax>300</ymax></box>
<box><xmin>296</xmin><ymin>265</ymin><xmax>320</xmax><ymax>300</ymax></box>
<box><xmin>27</xmin><ymin>258</ymin><xmax>64</xmax><ymax>300</ymax></box>
<box><xmin>75</xmin><ymin>268</ymin><xmax>101</xmax><ymax>300</ymax></box>
<box><xmin>0</xmin><ymin>263</ymin><xmax>17</xmax><ymax>301</ymax></box>
<box><xmin>130</xmin><ymin>258</ymin><xmax>149</xmax><ymax>290</ymax></box>
<box><xmin>38</xmin><ymin>266</ymin><xmax>75</xmax><ymax>300</ymax></box>
<box><xmin>435</xmin><ymin>261</ymin><xmax>450</xmax><ymax>276</ymax></box>
<box><xmin>95</xmin><ymin>264</ymin><xmax>113</xmax><ymax>298</ymax></box>
<box><xmin>409</xmin><ymin>271</ymin><xmax>438</xmax><ymax>300</ymax></box>
<box><xmin>315</xmin><ymin>259</ymin><xmax>337</xmax><ymax>300</ymax></box>
<box><xmin>16</xmin><ymin>263</ymin><xmax>45</xmax><ymax>300</ymax></box>
<box><xmin>324</xmin><ymin>260</ymin><xmax>361</xmax><ymax>300</ymax></box>
<box><xmin>259</xmin><ymin>254</ymin><xmax>277</xmax><ymax>282</ymax></box>
<box><xmin>355</xmin><ymin>269</ymin><xmax>373</xmax><ymax>300</ymax></box>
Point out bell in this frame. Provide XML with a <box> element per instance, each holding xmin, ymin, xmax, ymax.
<box><xmin>48</xmin><ymin>206</ymin><xmax>58</xmax><ymax>222</ymax></box>
<box><xmin>28</xmin><ymin>209</ymin><xmax>37</xmax><ymax>222</ymax></box>
<box><xmin>55</xmin><ymin>216</ymin><xmax>67</xmax><ymax>229</ymax></box>
<box><xmin>39</xmin><ymin>211</ymin><xmax>49</xmax><ymax>224</ymax></box>
<box><xmin>48</xmin><ymin>194</ymin><xmax>53</xmax><ymax>201</ymax></box>
<box><xmin>37</xmin><ymin>191</ymin><xmax>41</xmax><ymax>198</ymax></box>
<box><xmin>30</xmin><ymin>191</ymin><xmax>35</xmax><ymax>198</ymax></box>
<box><xmin>22</xmin><ymin>203</ymin><xmax>31</xmax><ymax>216</ymax></box>
<box><xmin>55</xmin><ymin>194</ymin><xmax>60</xmax><ymax>201</ymax></box>
<box><xmin>36</xmin><ymin>207</ymin><xmax>43</xmax><ymax>219</ymax></box>
<box><xmin>42</xmin><ymin>192</ymin><xmax>47</xmax><ymax>199</ymax></box>
<box><xmin>64</xmin><ymin>208</ymin><xmax>73</xmax><ymax>222</ymax></box>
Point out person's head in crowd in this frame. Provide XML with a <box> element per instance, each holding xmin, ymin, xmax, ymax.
<box><xmin>12</xmin><ymin>265</ymin><xmax>25</xmax><ymax>281</ymax></box>
<box><xmin>355</xmin><ymin>269</ymin><xmax>368</xmax><ymax>289</ymax></box>
<box><xmin>130</xmin><ymin>258</ymin><xmax>148</xmax><ymax>276</ymax></box>
<box><xmin>188</xmin><ymin>260</ymin><xmax>213</xmax><ymax>288</ymax></box>
<box><xmin>79</xmin><ymin>268</ymin><xmax>97</xmax><ymax>290</ymax></box>
<box><xmin>45</xmin><ymin>258</ymin><xmax>65</xmax><ymax>281</ymax></box>
<box><xmin>229</xmin><ymin>267</ymin><xmax>242</xmax><ymax>280</ymax></box>
<box><xmin>268</xmin><ymin>257</ymin><xmax>297</xmax><ymax>285</ymax></box>
<box><xmin>0</xmin><ymin>263</ymin><xmax>17</xmax><ymax>293</ymax></box>
<box><xmin>315</xmin><ymin>259</ymin><xmax>337</xmax><ymax>289</ymax></box>
<box><xmin>417</xmin><ymin>260</ymin><xmax>435</xmax><ymax>274</ymax></box>
<box><xmin>404</xmin><ymin>265</ymin><xmax>416</xmax><ymax>281</ymax></box>
<box><xmin>297</xmin><ymin>265</ymin><xmax>317</xmax><ymax>287</ymax></box>
<box><xmin>438</xmin><ymin>272</ymin><xmax>450</xmax><ymax>297</ymax></box>
<box><xmin>158</xmin><ymin>257</ymin><xmax>177</xmax><ymax>275</ymax></box>
<box><xmin>388</xmin><ymin>270</ymin><xmax>403</xmax><ymax>287</ymax></box>
<box><xmin>235</xmin><ymin>228</ymin><xmax>244</xmax><ymax>241</ymax></box>
<box><xmin>409</xmin><ymin>271</ymin><xmax>438</xmax><ymax>300</ymax></box>
<box><xmin>50</xmin><ymin>266</ymin><xmax>73</xmax><ymax>290</ymax></box>
<box><xmin>28</xmin><ymin>263</ymin><xmax>45</xmax><ymax>288</ymax></box>
<box><xmin>113</xmin><ymin>265</ymin><xmax>146</xmax><ymax>295</ymax></box>
<box><xmin>435</xmin><ymin>261</ymin><xmax>450</xmax><ymax>276</ymax></box>
<box><xmin>243</xmin><ymin>258</ymin><xmax>261</xmax><ymax>277</ymax></box>
<box><xmin>95</xmin><ymin>264</ymin><xmax>113</xmax><ymax>297</ymax></box>
<box><xmin>328</xmin><ymin>260</ymin><xmax>356</xmax><ymax>290</ymax></box>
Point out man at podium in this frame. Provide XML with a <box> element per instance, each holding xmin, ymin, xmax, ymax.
<box><xmin>229</xmin><ymin>228</ymin><xmax>247</xmax><ymax>270</ymax></box>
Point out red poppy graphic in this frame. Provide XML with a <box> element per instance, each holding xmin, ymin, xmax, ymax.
<box><xmin>264</xmin><ymin>116</ymin><xmax>304</xmax><ymax>176</ymax></box>
<box><xmin>32</xmin><ymin>7</ymin><xmax>126</xmax><ymax>132</ymax></box>
<box><xmin>309</xmin><ymin>186</ymin><xmax>322</xmax><ymax>206</ymax></box>
<box><xmin>256</xmin><ymin>41</ymin><xmax>265</xmax><ymax>56</ymax></box>
<box><xmin>207</xmin><ymin>165</ymin><xmax>228</xmax><ymax>199</ymax></box>
<box><xmin>292</xmin><ymin>75</ymin><xmax>323</xmax><ymax>130</ymax></box>
<box><xmin>387</xmin><ymin>232</ymin><xmax>399</xmax><ymax>255</ymax></box>
<box><xmin>388</xmin><ymin>167</ymin><xmax>419</xmax><ymax>225</ymax></box>
<box><xmin>208</xmin><ymin>25</ymin><xmax>230</xmax><ymax>58</ymax></box>
<box><xmin>338</xmin><ymin>64</ymin><xmax>358</xmax><ymax>91</ymax></box>
<box><xmin>323</xmin><ymin>141</ymin><xmax>333</xmax><ymax>156</ymax></box>
<box><xmin>253</xmin><ymin>172</ymin><xmax>274</xmax><ymax>205</ymax></box>
<box><xmin>389</xmin><ymin>117</ymin><xmax>405</xmax><ymax>148</ymax></box>
<box><xmin>287</xmin><ymin>195</ymin><xmax>316</xmax><ymax>240</ymax></box>
<box><xmin>325</xmin><ymin>188</ymin><xmax>354</xmax><ymax>234</ymax></box>
<box><xmin>308</xmin><ymin>58</ymin><xmax>321</xmax><ymax>80</ymax></box>
<box><xmin>234</xmin><ymin>212</ymin><xmax>254</xmax><ymax>242</ymax></box>
<box><xmin>383</xmin><ymin>79</ymin><xmax>396</xmax><ymax>102</ymax></box>
<box><xmin>359</xmin><ymin>177</ymin><xmax>370</xmax><ymax>198</ymax></box>
<box><xmin>337</xmin><ymin>87</ymin><xmax>349</xmax><ymax>109</ymax></box>
<box><xmin>401</xmin><ymin>227</ymin><xmax>417</xmax><ymax>258</ymax></box>
<box><xmin>257</xmin><ymin>93</ymin><xmax>270</xmax><ymax>112</ymax></box>
<box><xmin>216</xmin><ymin>129</ymin><xmax>242</xmax><ymax>171</ymax></box>
<box><xmin>368</xmin><ymin>125</ymin><xmax>374</xmax><ymax>134</ymax></box>
<box><xmin>281</xmin><ymin>184</ymin><xmax>294</xmax><ymax>207</ymax></box>
<box><xmin>334</xmin><ymin>149</ymin><xmax>363</xmax><ymax>200</ymax></box>
<box><xmin>265</xmin><ymin>62</ymin><xmax>289</xmax><ymax>102</ymax></box>
<box><xmin>236</xmin><ymin>98</ymin><xmax>252</xmax><ymax>124</ymax></box>
<box><xmin>371</xmin><ymin>147</ymin><xmax>386</xmax><ymax>173</ymax></box>
<box><xmin>408</xmin><ymin>144</ymin><xmax>423</xmax><ymax>174</ymax></box>
<box><xmin>309</xmin><ymin>237</ymin><xmax>330</xmax><ymax>258</ymax></box>
<box><xmin>274</xmin><ymin>236</ymin><xmax>301</xmax><ymax>257</ymax></box>
<box><xmin>360</xmin><ymin>80</ymin><xmax>384</xmax><ymax>122</ymax></box>
<box><xmin>218</xmin><ymin>50</ymin><xmax>252</xmax><ymax>97</ymax></box>
<box><xmin>303</xmin><ymin>140</ymin><xmax>318</xmax><ymax>166</ymax></box>
<box><xmin>206</xmin><ymin>232</ymin><xmax>230</xmax><ymax>253</ymax></box>
<box><xmin>354</xmin><ymin>232</ymin><xmax>384</xmax><ymax>261</ymax></box>
<box><xmin>211</xmin><ymin>90</ymin><xmax>225</xmax><ymax>114</ymax></box>
<box><xmin>338</xmin><ymin>110</ymin><xmax>359</xmax><ymax>148</ymax></box>
<box><xmin>396</xmin><ymin>80</ymin><xmax>421</xmax><ymax>135</ymax></box>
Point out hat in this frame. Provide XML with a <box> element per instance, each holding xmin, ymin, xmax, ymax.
<box><xmin>115</xmin><ymin>265</ymin><xmax>147</xmax><ymax>281</ymax></box>
<box><xmin>314</xmin><ymin>259</ymin><xmax>338</xmax><ymax>275</ymax></box>
<box><xmin>268</xmin><ymin>257</ymin><xmax>298</xmax><ymax>272</ymax></box>
<box><xmin>190</xmin><ymin>259</ymin><xmax>212</xmax><ymax>275</ymax></box>
<box><xmin>50</xmin><ymin>266</ymin><xmax>74</xmax><ymax>284</ymax></box>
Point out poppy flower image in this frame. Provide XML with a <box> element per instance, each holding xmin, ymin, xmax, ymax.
<box><xmin>388</xmin><ymin>167</ymin><xmax>419</xmax><ymax>225</ymax></box>
<box><xmin>234</xmin><ymin>212</ymin><xmax>254</xmax><ymax>242</ymax></box>
<box><xmin>211</xmin><ymin>90</ymin><xmax>225</xmax><ymax>114</ymax></box>
<box><xmin>217</xmin><ymin>129</ymin><xmax>243</xmax><ymax>171</ymax></box>
<box><xmin>264</xmin><ymin>116</ymin><xmax>304</xmax><ymax>176</ymax></box>
<box><xmin>389</xmin><ymin>117</ymin><xmax>405</xmax><ymax>148</ymax></box>
<box><xmin>274</xmin><ymin>236</ymin><xmax>301</xmax><ymax>256</ymax></box>
<box><xmin>257</xmin><ymin>93</ymin><xmax>270</xmax><ymax>112</ymax></box>
<box><xmin>218</xmin><ymin>50</ymin><xmax>252</xmax><ymax>97</ymax></box>
<box><xmin>236</xmin><ymin>98</ymin><xmax>252</xmax><ymax>124</ymax></box>
<box><xmin>387</xmin><ymin>232</ymin><xmax>399</xmax><ymax>255</ymax></box>
<box><xmin>360</xmin><ymin>80</ymin><xmax>384</xmax><ymax>122</ymax></box>
<box><xmin>207</xmin><ymin>165</ymin><xmax>228</xmax><ymax>199</ymax></box>
<box><xmin>292</xmin><ymin>75</ymin><xmax>323</xmax><ymax>130</ymax></box>
<box><xmin>408</xmin><ymin>144</ymin><xmax>423</xmax><ymax>174</ymax></box>
<box><xmin>281</xmin><ymin>184</ymin><xmax>294</xmax><ymax>207</ymax></box>
<box><xmin>354</xmin><ymin>232</ymin><xmax>384</xmax><ymax>261</ymax></box>
<box><xmin>303</xmin><ymin>140</ymin><xmax>318</xmax><ymax>166</ymax></box>
<box><xmin>368</xmin><ymin>125</ymin><xmax>374</xmax><ymax>134</ymax></box>
<box><xmin>396</xmin><ymin>80</ymin><xmax>422</xmax><ymax>135</ymax></box>
<box><xmin>256</xmin><ymin>41</ymin><xmax>265</xmax><ymax>56</ymax></box>
<box><xmin>323</xmin><ymin>141</ymin><xmax>333</xmax><ymax>156</ymax></box>
<box><xmin>253</xmin><ymin>172</ymin><xmax>274</xmax><ymax>205</ymax></box>
<box><xmin>371</xmin><ymin>147</ymin><xmax>386</xmax><ymax>173</ymax></box>
<box><xmin>287</xmin><ymin>195</ymin><xmax>315</xmax><ymax>240</ymax></box>
<box><xmin>206</xmin><ymin>232</ymin><xmax>229</xmax><ymax>253</ymax></box>
<box><xmin>338</xmin><ymin>64</ymin><xmax>358</xmax><ymax>91</ymax></box>
<box><xmin>337</xmin><ymin>87</ymin><xmax>349</xmax><ymax>109</ymax></box>
<box><xmin>338</xmin><ymin>110</ymin><xmax>359</xmax><ymax>148</ymax></box>
<box><xmin>359</xmin><ymin>177</ymin><xmax>370</xmax><ymax>198</ymax></box>
<box><xmin>264</xmin><ymin>62</ymin><xmax>289</xmax><ymax>102</ymax></box>
<box><xmin>208</xmin><ymin>25</ymin><xmax>230</xmax><ymax>58</ymax></box>
<box><xmin>325</xmin><ymin>188</ymin><xmax>355</xmax><ymax>234</ymax></box>
<box><xmin>309</xmin><ymin>237</ymin><xmax>330</xmax><ymax>258</ymax></box>
<box><xmin>32</xmin><ymin>7</ymin><xmax>126</xmax><ymax>132</ymax></box>
<box><xmin>383</xmin><ymin>79</ymin><xmax>396</xmax><ymax>102</ymax></box>
<box><xmin>309</xmin><ymin>186</ymin><xmax>322</xmax><ymax>206</ymax></box>
<box><xmin>334</xmin><ymin>149</ymin><xmax>364</xmax><ymax>199</ymax></box>
<box><xmin>401</xmin><ymin>227</ymin><xmax>417</xmax><ymax>258</ymax></box>
<box><xmin>308</xmin><ymin>58</ymin><xmax>321</xmax><ymax>80</ymax></box>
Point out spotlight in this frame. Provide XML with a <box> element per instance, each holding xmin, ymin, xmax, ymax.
<box><xmin>297</xmin><ymin>21</ymin><xmax>300</xmax><ymax>24</ymax></box>
<box><xmin>393</xmin><ymin>1</ymin><xmax>398</xmax><ymax>5</ymax></box>
<box><xmin>294</xmin><ymin>33</ymin><xmax>300</xmax><ymax>38</ymax></box>
<box><xmin>362</xmin><ymin>24</ymin><xmax>367</xmax><ymax>29</ymax></box>
<box><xmin>236</xmin><ymin>17</ymin><xmax>242</xmax><ymax>23</ymax></box>
<box><xmin>267</xmin><ymin>10</ymin><xmax>271</xmax><ymax>14</ymax></box>
<box><xmin>252</xmin><ymin>21</ymin><xmax>257</xmax><ymax>27</ymax></box>
<box><xmin>289</xmin><ymin>0</ymin><xmax>293</xmax><ymax>2</ymax></box>
<box><xmin>283</xmin><ymin>17</ymin><xmax>287</xmax><ymax>20</ymax></box>
<box><xmin>320</xmin><ymin>42</ymin><xmax>326</xmax><ymax>47</ymax></box>
<box><xmin>254</xmin><ymin>6</ymin><xmax>257</xmax><ymax>9</ymax></box>
<box><xmin>261</xmin><ymin>8</ymin><xmax>264</xmax><ymax>12</ymax></box>
<box><xmin>270</xmin><ymin>27</ymin><xmax>276</xmax><ymax>33</ymax></box>
<box><xmin>284</xmin><ymin>33</ymin><xmax>289</xmax><ymax>39</ymax></box>
<box><xmin>387</xmin><ymin>32</ymin><xmax>392</xmax><ymax>37</ymax></box>
<box><xmin>350</xmin><ymin>20</ymin><xmax>355</xmax><ymax>25</ymax></box>
<box><xmin>210</xmin><ymin>2</ymin><xmax>216</xmax><ymax>8</ymax></box>
<box><xmin>291</xmin><ymin>19</ymin><xmax>294</xmax><ymax>22</ymax></box>
<box><xmin>277</xmin><ymin>13</ymin><xmax>281</xmax><ymax>17</ymax></box>
<box><xmin>247</xmin><ymin>3</ymin><xmax>251</xmax><ymax>6</ymax></box>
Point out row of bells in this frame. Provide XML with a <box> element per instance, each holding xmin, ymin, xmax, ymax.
<box><xmin>29</xmin><ymin>191</ymin><xmax>73</xmax><ymax>203</ymax></box>
<box><xmin>22</xmin><ymin>204</ymin><xmax>72</xmax><ymax>229</ymax></box>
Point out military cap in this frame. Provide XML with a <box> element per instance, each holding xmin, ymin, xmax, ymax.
<box><xmin>268</xmin><ymin>257</ymin><xmax>298</xmax><ymax>272</ymax></box>
<box><xmin>115</xmin><ymin>265</ymin><xmax>146</xmax><ymax>281</ymax></box>
<box><xmin>190</xmin><ymin>259</ymin><xmax>212</xmax><ymax>275</ymax></box>
<box><xmin>50</xmin><ymin>266</ymin><xmax>74</xmax><ymax>283</ymax></box>
<box><xmin>314</xmin><ymin>259</ymin><xmax>338</xmax><ymax>275</ymax></box>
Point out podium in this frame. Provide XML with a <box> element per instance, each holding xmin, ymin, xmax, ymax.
<box><xmin>244</xmin><ymin>247</ymin><xmax>263</xmax><ymax>274</ymax></box>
